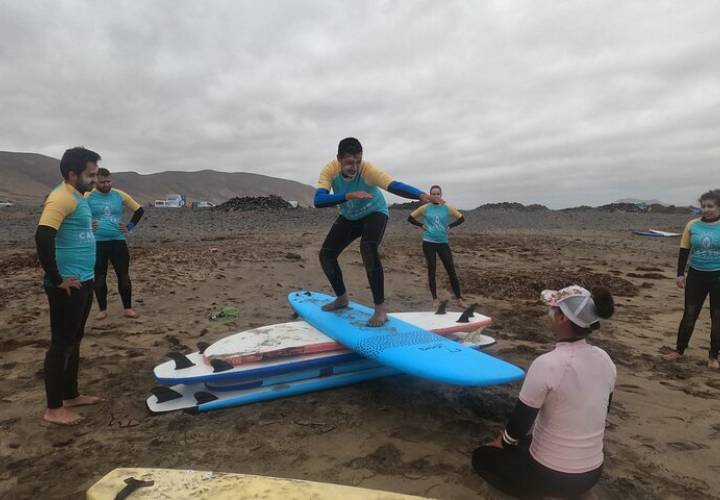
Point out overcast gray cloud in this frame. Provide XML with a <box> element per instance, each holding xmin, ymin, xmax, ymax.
<box><xmin>1</xmin><ymin>0</ymin><xmax>719</xmax><ymax>208</ymax></box>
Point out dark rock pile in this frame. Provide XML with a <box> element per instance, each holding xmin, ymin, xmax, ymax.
<box><xmin>214</xmin><ymin>195</ymin><xmax>294</xmax><ymax>211</ymax></box>
<box><xmin>475</xmin><ymin>202</ymin><xmax>549</xmax><ymax>211</ymax></box>
<box><xmin>389</xmin><ymin>201</ymin><xmax>422</xmax><ymax>210</ymax></box>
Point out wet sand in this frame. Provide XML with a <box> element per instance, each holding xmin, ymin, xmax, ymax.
<box><xmin>1</xmin><ymin>206</ymin><xmax>718</xmax><ymax>499</ymax></box>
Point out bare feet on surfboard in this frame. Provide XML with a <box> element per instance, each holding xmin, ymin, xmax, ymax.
<box><xmin>322</xmin><ymin>294</ymin><xmax>349</xmax><ymax>312</ymax></box>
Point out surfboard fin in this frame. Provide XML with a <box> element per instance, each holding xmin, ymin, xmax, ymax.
<box><xmin>151</xmin><ymin>386</ymin><xmax>183</xmax><ymax>403</ymax></box>
<box><xmin>196</xmin><ymin>342</ymin><xmax>210</xmax><ymax>354</ymax></box>
<box><xmin>167</xmin><ymin>351</ymin><xmax>195</xmax><ymax>370</ymax></box>
<box><xmin>210</xmin><ymin>358</ymin><xmax>234</xmax><ymax>373</ymax></box>
<box><xmin>115</xmin><ymin>477</ymin><xmax>155</xmax><ymax>500</ymax></box>
<box><xmin>457</xmin><ymin>303</ymin><xmax>478</xmax><ymax>323</ymax></box>
<box><xmin>194</xmin><ymin>391</ymin><xmax>218</xmax><ymax>405</ymax></box>
<box><xmin>291</xmin><ymin>311</ymin><xmax>299</xmax><ymax>319</ymax></box>
<box><xmin>435</xmin><ymin>300</ymin><xmax>448</xmax><ymax>315</ymax></box>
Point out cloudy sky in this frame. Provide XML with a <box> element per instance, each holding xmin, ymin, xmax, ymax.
<box><xmin>1</xmin><ymin>0</ymin><xmax>718</xmax><ymax>208</ymax></box>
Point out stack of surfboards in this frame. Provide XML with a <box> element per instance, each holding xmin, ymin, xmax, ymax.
<box><xmin>147</xmin><ymin>292</ymin><xmax>524</xmax><ymax>414</ymax></box>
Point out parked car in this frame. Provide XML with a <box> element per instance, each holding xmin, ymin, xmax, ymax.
<box><xmin>0</xmin><ymin>199</ymin><xmax>13</xmax><ymax>207</ymax></box>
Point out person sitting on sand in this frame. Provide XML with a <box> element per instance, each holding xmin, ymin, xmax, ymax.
<box><xmin>473</xmin><ymin>285</ymin><xmax>616</xmax><ymax>498</ymax></box>
<box><xmin>407</xmin><ymin>184</ymin><xmax>466</xmax><ymax>309</ymax></box>
<box><xmin>35</xmin><ymin>147</ymin><xmax>105</xmax><ymax>425</ymax></box>
<box><xmin>315</xmin><ymin>137</ymin><xmax>432</xmax><ymax>326</ymax></box>
<box><xmin>663</xmin><ymin>188</ymin><xmax>720</xmax><ymax>370</ymax></box>
<box><xmin>86</xmin><ymin>167</ymin><xmax>144</xmax><ymax>320</ymax></box>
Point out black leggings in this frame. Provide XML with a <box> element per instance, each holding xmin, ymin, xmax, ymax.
<box><xmin>95</xmin><ymin>240</ymin><xmax>132</xmax><ymax>310</ymax></box>
<box><xmin>44</xmin><ymin>280</ymin><xmax>94</xmax><ymax>409</ymax></box>
<box><xmin>675</xmin><ymin>267</ymin><xmax>720</xmax><ymax>358</ymax></box>
<box><xmin>472</xmin><ymin>443</ymin><xmax>602</xmax><ymax>499</ymax></box>
<box><xmin>319</xmin><ymin>212</ymin><xmax>388</xmax><ymax>305</ymax></box>
<box><xmin>422</xmin><ymin>241</ymin><xmax>462</xmax><ymax>299</ymax></box>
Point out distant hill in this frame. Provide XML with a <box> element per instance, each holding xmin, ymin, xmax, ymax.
<box><xmin>614</xmin><ymin>198</ymin><xmax>668</xmax><ymax>206</ymax></box>
<box><xmin>0</xmin><ymin>151</ymin><xmax>315</xmax><ymax>206</ymax></box>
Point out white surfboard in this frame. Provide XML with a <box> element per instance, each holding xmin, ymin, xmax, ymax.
<box><xmin>154</xmin><ymin>310</ymin><xmax>493</xmax><ymax>385</ymax></box>
<box><xmin>147</xmin><ymin>334</ymin><xmax>496</xmax><ymax>414</ymax></box>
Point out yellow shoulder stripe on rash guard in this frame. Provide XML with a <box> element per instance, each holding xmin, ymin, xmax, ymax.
<box><xmin>360</xmin><ymin>162</ymin><xmax>393</xmax><ymax>190</ymax></box>
<box><xmin>448</xmin><ymin>205</ymin><xmax>462</xmax><ymax>219</ymax></box>
<box><xmin>317</xmin><ymin>160</ymin><xmax>341</xmax><ymax>190</ymax></box>
<box><xmin>680</xmin><ymin>219</ymin><xmax>698</xmax><ymax>249</ymax></box>
<box><xmin>38</xmin><ymin>184</ymin><xmax>79</xmax><ymax>230</ymax></box>
<box><xmin>116</xmin><ymin>189</ymin><xmax>141</xmax><ymax>211</ymax></box>
<box><xmin>410</xmin><ymin>204</ymin><xmax>429</xmax><ymax>219</ymax></box>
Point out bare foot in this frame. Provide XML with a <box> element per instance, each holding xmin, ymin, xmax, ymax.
<box><xmin>662</xmin><ymin>351</ymin><xmax>683</xmax><ymax>361</ymax></box>
<box><xmin>367</xmin><ymin>304</ymin><xmax>388</xmax><ymax>327</ymax></box>
<box><xmin>432</xmin><ymin>298</ymin><xmax>439</xmax><ymax>309</ymax></box>
<box><xmin>322</xmin><ymin>294</ymin><xmax>349</xmax><ymax>312</ymax></box>
<box><xmin>44</xmin><ymin>407</ymin><xmax>83</xmax><ymax>426</ymax></box>
<box><xmin>456</xmin><ymin>298</ymin><xmax>468</xmax><ymax>309</ymax></box>
<box><xmin>63</xmin><ymin>395</ymin><xmax>103</xmax><ymax>407</ymax></box>
<box><xmin>95</xmin><ymin>310</ymin><xmax>108</xmax><ymax>320</ymax></box>
<box><xmin>124</xmin><ymin>308</ymin><xmax>139</xmax><ymax>318</ymax></box>
<box><xmin>709</xmin><ymin>358</ymin><xmax>720</xmax><ymax>370</ymax></box>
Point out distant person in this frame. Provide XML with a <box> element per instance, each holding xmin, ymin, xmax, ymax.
<box><xmin>315</xmin><ymin>137</ymin><xmax>432</xmax><ymax>326</ymax></box>
<box><xmin>35</xmin><ymin>147</ymin><xmax>103</xmax><ymax>425</ymax></box>
<box><xmin>86</xmin><ymin>168</ymin><xmax>144</xmax><ymax>319</ymax></box>
<box><xmin>663</xmin><ymin>188</ymin><xmax>720</xmax><ymax>370</ymax></box>
<box><xmin>407</xmin><ymin>185</ymin><xmax>466</xmax><ymax>309</ymax></box>
<box><xmin>473</xmin><ymin>286</ymin><xmax>616</xmax><ymax>498</ymax></box>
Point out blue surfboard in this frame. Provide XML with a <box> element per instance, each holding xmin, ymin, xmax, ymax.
<box><xmin>288</xmin><ymin>291</ymin><xmax>524</xmax><ymax>386</ymax></box>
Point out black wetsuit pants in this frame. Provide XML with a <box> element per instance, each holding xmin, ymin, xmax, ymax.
<box><xmin>422</xmin><ymin>241</ymin><xmax>462</xmax><ymax>299</ymax></box>
<box><xmin>676</xmin><ymin>267</ymin><xmax>720</xmax><ymax>358</ymax></box>
<box><xmin>472</xmin><ymin>442</ymin><xmax>603</xmax><ymax>499</ymax></box>
<box><xmin>319</xmin><ymin>212</ymin><xmax>388</xmax><ymax>305</ymax></box>
<box><xmin>95</xmin><ymin>240</ymin><xmax>132</xmax><ymax>310</ymax></box>
<box><xmin>44</xmin><ymin>280</ymin><xmax>94</xmax><ymax>409</ymax></box>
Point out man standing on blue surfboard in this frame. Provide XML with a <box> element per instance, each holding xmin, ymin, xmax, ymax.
<box><xmin>314</xmin><ymin>138</ymin><xmax>432</xmax><ymax>326</ymax></box>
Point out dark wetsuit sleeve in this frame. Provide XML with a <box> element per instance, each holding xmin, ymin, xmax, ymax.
<box><xmin>35</xmin><ymin>225</ymin><xmax>63</xmax><ymax>286</ymax></box>
<box><xmin>677</xmin><ymin>248</ymin><xmax>690</xmax><ymax>276</ymax></box>
<box><xmin>407</xmin><ymin>215</ymin><xmax>423</xmax><ymax>227</ymax></box>
<box><xmin>314</xmin><ymin>188</ymin><xmax>346</xmax><ymax>208</ymax></box>
<box><xmin>448</xmin><ymin>215</ymin><xmax>465</xmax><ymax>228</ymax></box>
<box><xmin>128</xmin><ymin>207</ymin><xmax>144</xmax><ymax>229</ymax></box>
<box><xmin>387</xmin><ymin>181</ymin><xmax>423</xmax><ymax>200</ymax></box>
<box><xmin>502</xmin><ymin>399</ymin><xmax>540</xmax><ymax>447</ymax></box>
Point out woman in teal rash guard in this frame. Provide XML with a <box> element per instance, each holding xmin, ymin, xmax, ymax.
<box><xmin>407</xmin><ymin>185</ymin><xmax>467</xmax><ymax>309</ymax></box>
<box><xmin>663</xmin><ymin>189</ymin><xmax>720</xmax><ymax>370</ymax></box>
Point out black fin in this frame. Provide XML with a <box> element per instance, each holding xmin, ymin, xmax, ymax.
<box><xmin>183</xmin><ymin>406</ymin><xmax>200</xmax><ymax>416</ymax></box>
<box><xmin>196</xmin><ymin>342</ymin><xmax>210</xmax><ymax>354</ymax></box>
<box><xmin>115</xmin><ymin>477</ymin><xmax>155</xmax><ymax>500</ymax></box>
<box><xmin>291</xmin><ymin>311</ymin><xmax>299</xmax><ymax>319</ymax></box>
<box><xmin>151</xmin><ymin>386</ymin><xmax>183</xmax><ymax>403</ymax></box>
<box><xmin>457</xmin><ymin>303</ymin><xmax>478</xmax><ymax>323</ymax></box>
<box><xmin>166</xmin><ymin>351</ymin><xmax>195</xmax><ymax>370</ymax></box>
<box><xmin>210</xmin><ymin>358</ymin><xmax>234</xmax><ymax>373</ymax></box>
<box><xmin>435</xmin><ymin>300</ymin><xmax>448</xmax><ymax>315</ymax></box>
<box><xmin>194</xmin><ymin>391</ymin><xmax>218</xmax><ymax>405</ymax></box>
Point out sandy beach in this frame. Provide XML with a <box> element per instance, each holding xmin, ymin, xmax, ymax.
<box><xmin>1</xmin><ymin>206</ymin><xmax>718</xmax><ymax>499</ymax></box>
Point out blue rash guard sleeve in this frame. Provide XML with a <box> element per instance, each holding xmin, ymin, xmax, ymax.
<box><xmin>314</xmin><ymin>188</ymin><xmax>347</xmax><ymax>208</ymax></box>
<box><xmin>387</xmin><ymin>181</ymin><xmax>423</xmax><ymax>200</ymax></box>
